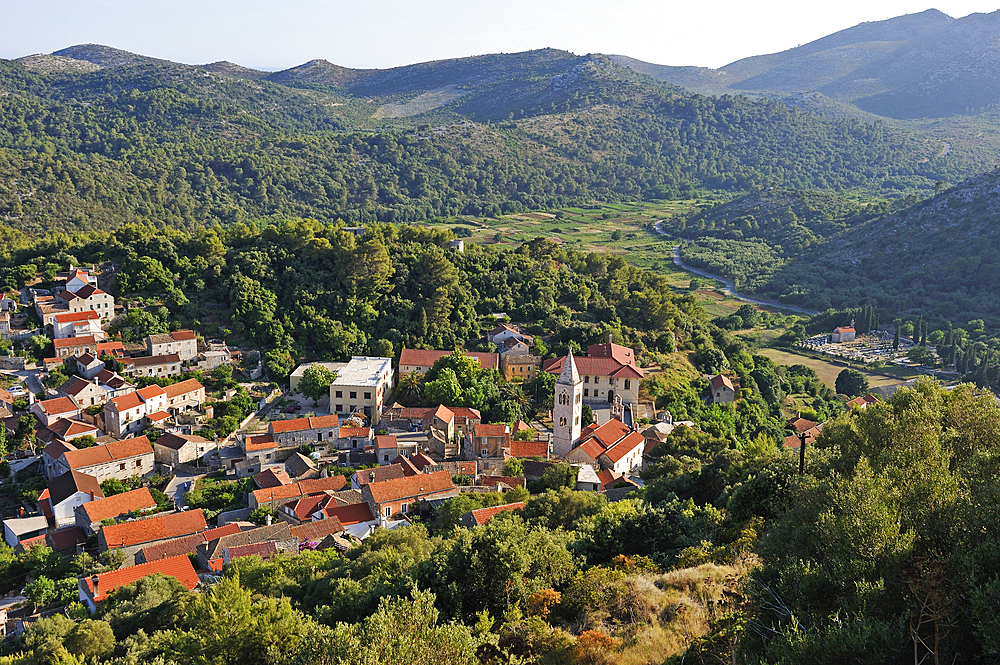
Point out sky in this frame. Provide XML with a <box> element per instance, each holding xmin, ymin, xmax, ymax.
<box><xmin>1</xmin><ymin>1</ymin><xmax>998</xmax><ymax>71</ymax></box>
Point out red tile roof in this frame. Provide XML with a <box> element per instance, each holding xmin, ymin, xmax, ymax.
<box><xmin>587</xmin><ymin>341</ymin><xmax>637</xmax><ymax>367</ymax></box>
<box><xmin>137</xmin><ymin>385</ymin><xmax>166</xmax><ymax>400</ymax></box>
<box><xmin>82</xmin><ymin>555</ymin><xmax>199</xmax><ymax>602</ymax></box>
<box><xmin>601</xmin><ymin>431</ymin><xmax>646</xmax><ymax>464</ymax></box>
<box><xmin>409</xmin><ymin>452</ymin><xmax>437</xmax><ymax>471</ymax></box>
<box><xmin>466</xmin><ymin>502</ymin><xmax>525</xmax><ymax>526</ymax></box>
<box><xmin>389</xmin><ymin>455</ymin><xmax>421</xmax><ymax>476</ymax></box>
<box><xmin>269</xmin><ymin>415</ymin><xmax>340</xmax><ymax>433</ymax></box>
<box><xmin>544</xmin><ymin>355</ymin><xmax>644</xmax><ymax>379</ymax></box>
<box><xmin>74</xmin><ymin>284</ymin><xmax>106</xmax><ymax>299</ymax></box>
<box><xmin>109</xmin><ymin>392</ymin><xmax>143</xmax><ymax>412</ymax></box>
<box><xmin>170</xmin><ymin>330</ymin><xmax>197</xmax><ymax>341</ymax></box>
<box><xmin>338</xmin><ymin>427</ymin><xmax>371</xmax><ymax>438</ymax></box>
<box><xmin>155</xmin><ymin>433</ymin><xmax>209</xmax><ymax>452</ymax></box>
<box><xmin>710</xmin><ymin>375</ymin><xmax>735</xmax><ymax>391</ymax></box>
<box><xmin>42</xmin><ymin>439</ymin><xmax>78</xmax><ymax>460</ymax></box>
<box><xmin>53</xmin><ymin>336</ymin><xmax>97</xmax><ymax>349</ymax></box>
<box><xmin>37</xmin><ymin>396</ymin><xmax>79</xmax><ymax>416</ymax></box>
<box><xmin>322</xmin><ymin>502</ymin><xmax>374</xmax><ymax>525</ymax></box>
<box><xmin>574</xmin><ymin>438</ymin><xmax>607</xmax><ymax>462</ymax></box>
<box><xmin>473</xmin><ymin>423</ymin><xmax>509</xmax><ymax>437</ymax></box>
<box><xmin>835</xmin><ymin>326</ymin><xmax>856</xmax><ymax>334</ymax></box>
<box><xmin>81</xmin><ymin>487</ymin><xmax>157</xmax><ymax>523</ymax></box>
<box><xmin>18</xmin><ymin>534</ymin><xmax>47</xmax><ymax>550</ymax></box>
<box><xmin>65</xmin><ymin>436</ymin><xmax>153</xmax><ymax>470</ymax></box>
<box><xmin>96</xmin><ymin>342</ymin><xmax>125</xmax><ymax>357</ymax></box>
<box><xmin>244</xmin><ymin>434</ymin><xmax>277</xmax><ymax>451</ymax></box>
<box><xmin>509</xmin><ymin>440</ymin><xmax>548</xmax><ymax>458</ymax></box>
<box><xmin>582</xmin><ymin>418</ymin><xmax>632</xmax><ymax>448</ymax></box>
<box><xmin>54</xmin><ymin>311</ymin><xmax>99</xmax><ymax>323</ymax></box>
<box><xmin>250</xmin><ymin>476</ymin><xmax>347</xmax><ymax>506</ymax></box>
<box><xmin>399</xmin><ymin>348</ymin><xmax>499</xmax><ymax>371</ymax></box>
<box><xmin>788</xmin><ymin>417</ymin><xmax>819</xmax><ymax>433</ymax></box>
<box><xmin>163</xmin><ymin>379</ymin><xmax>204</xmax><ymax>399</ymax></box>
<box><xmin>366</xmin><ymin>470</ymin><xmax>455</xmax><ymax>504</ymax></box>
<box><xmin>146</xmin><ymin>411</ymin><xmax>171</xmax><ymax>422</ymax></box>
<box><xmin>101</xmin><ymin>509</ymin><xmax>207</xmax><ymax>548</ymax></box>
<box><xmin>283</xmin><ymin>494</ymin><xmax>328</xmax><ymax>521</ymax></box>
<box><xmin>254</xmin><ymin>467</ymin><xmax>292</xmax><ymax>489</ymax></box>
<box><xmin>48</xmin><ymin>418</ymin><xmax>98</xmax><ymax>439</ymax></box>
<box><xmin>375</xmin><ymin>435</ymin><xmax>397</xmax><ymax>449</ymax></box>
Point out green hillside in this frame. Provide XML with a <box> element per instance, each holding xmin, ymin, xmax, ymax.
<box><xmin>0</xmin><ymin>48</ymin><xmax>971</xmax><ymax>234</ymax></box>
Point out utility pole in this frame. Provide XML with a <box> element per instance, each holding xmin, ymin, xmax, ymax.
<box><xmin>798</xmin><ymin>430</ymin><xmax>811</xmax><ymax>475</ymax></box>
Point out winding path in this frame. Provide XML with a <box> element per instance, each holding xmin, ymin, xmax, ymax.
<box><xmin>653</xmin><ymin>221</ymin><xmax>819</xmax><ymax>316</ymax></box>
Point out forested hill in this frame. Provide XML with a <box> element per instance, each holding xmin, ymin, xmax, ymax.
<box><xmin>0</xmin><ymin>45</ymin><xmax>977</xmax><ymax>233</ymax></box>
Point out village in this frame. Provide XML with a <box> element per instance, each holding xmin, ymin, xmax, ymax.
<box><xmin>0</xmin><ymin>263</ymin><xmax>797</xmax><ymax>629</ymax></box>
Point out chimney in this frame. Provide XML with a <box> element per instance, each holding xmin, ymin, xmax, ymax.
<box><xmin>608</xmin><ymin>333</ymin><xmax>613</xmax><ymax>344</ymax></box>
<box><xmin>91</xmin><ymin>574</ymin><xmax>99</xmax><ymax>598</ymax></box>
<box><xmin>369</xmin><ymin>472</ymin><xmax>375</xmax><ymax>483</ymax></box>
<box><xmin>88</xmin><ymin>491</ymin><xmax>94</xmax><ymax>501</ymax></box>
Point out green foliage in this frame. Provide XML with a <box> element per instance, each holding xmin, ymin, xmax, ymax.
<box><xmin>835</xmin><ymin>368</ymin><xmax>869</xmax><ymax>397</ymax></box>
<box><xmin>248</xmin><ymin>506</ymin><xmax>277</xmax><ymax>526</ymax></box>
<box><xmin>299</xmin><ymin>364</ymin><xmax>337</xmax><ymax>405</ymax></box>
<box><xmin>100</xmin><ymin>478</ymin><xmax>128</xmax><ymax>497</ymax></box>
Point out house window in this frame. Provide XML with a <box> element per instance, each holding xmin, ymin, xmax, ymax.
<box><xmin>400</xmin><ymin>503</ymin><xmax>408</xmax><ymax>514</ymax></box>
<box><xmin>584</xmin><ymin>389</ymin><xmax>589</xmax><ymax>397</ymax></box>
<box><xmin>119</xmin><ymin>463</ymin><xmax>126</xmax><ymax>470</ymax></box>
<box><xmin>559</xmin><ymin>417</ymin><xmax>567</xmax><ymax>427</ymax></box>
<box><xmin>584</xmin><ymin>376</ymin><xmax>590</xmax><ymax>383</ymax></box>
<box><xmin>624</xmin><ymin>379</ymin><xmax>631</xmax><ymax>390</ymax></box>
<box><xmin>385</xmin><ymin>506</ymin><xmax>391</xmax><ymax>517</ymax></box>
<box><xmin>350</xmin><ymin>391</ymin><xmax>357</xmax><ymax>399</ymax></box>
<box><xmin>383</xmin><ymin>454</ymin><xmax>389</xmax><ymax>462</ymax></box>
<box><xmin>135</xmin><ymin>460</ymin><xmax>141</xmax><ymax>467</ymax></box>
<box><xmin>335</xmin><ymin>391</ymin><xmax>343</xmax><ymax>398</ymax></box>
<box><xmin>594</xmin><ymin>377</ymin><xmax>600</xmax><ymax>385</ymax></box>
<box><xmin>481</xmin><ymin>448</ymin><xmax>487</xmax><ymax>457</ymax></box>
<box><xmin>317</xmin><ymin>433</ymin><xmax>322</xmax><ymax>442</ymax></box>
<box><xmin>336</xmin><ymin>405</ymin><xmax>342</xmax><ymax>412</ymax></box>
<box><xmin>364</xmin><ymin>392</ymin><xmax>371</xmax><ymax>400</ymax></box>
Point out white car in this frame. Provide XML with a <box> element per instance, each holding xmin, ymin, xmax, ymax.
<box><xmin>7</xmin><ymin>386</ymin><xmax>25</xmax><ymax>397</ymax></box>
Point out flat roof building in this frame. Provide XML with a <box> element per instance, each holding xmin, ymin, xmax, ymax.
<box><xmin>329</xmin><ymin>357</ymin><xmax>393</xmax><ymax>425</ymax></box>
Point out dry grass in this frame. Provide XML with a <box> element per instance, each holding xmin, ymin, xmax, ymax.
<box><xmin>595</xmin><ymin>563</ymin><xmax>747</xmax><ymax>665</ymax></box>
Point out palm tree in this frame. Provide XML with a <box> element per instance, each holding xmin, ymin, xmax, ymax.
<box><xmin>396</xmin><ymin>371</ymin><xmax>424</xmax><ymax>406</ymax></box>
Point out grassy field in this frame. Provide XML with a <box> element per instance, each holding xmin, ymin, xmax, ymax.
<box><xmin>759</xmin><ymin>347</ymin><xmax>919</xmax><ymax>389</ymax></box>
<box><xmin>424</xmin><ymin>200</ymin><xmax>754</xmax><ymax>318</ymax></box>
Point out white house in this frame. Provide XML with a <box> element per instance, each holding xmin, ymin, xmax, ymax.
<box><xmin>52</xmin><ymin>311</ymin><xmax>103</xmax><ymax>340</ymax></box>
<box><xmin>328</xmin><ymin>357</ymin><xmax>393</xmax><ymax>425</ymax></box>
<box><xmin>42</xmin><ymin>470</ymin><xmax>104</xmax><ymax>528</ymax></box>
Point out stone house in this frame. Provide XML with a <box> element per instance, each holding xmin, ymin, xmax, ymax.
<box><xmin>362</xmin><ymin>470</ymin><xmax>457</xmax><ymax>519</ymax></box>
<box><xmin>119</xmin><ymin>354</ymin><xmax>182</xmax><ymax>379</ymax></box>
<box><xmin>709</xmin><ymin>375</ymin><xmax>736</xmax><ymax>404</ymax></box>
<box><xmin>51</xmin><ymin>436</ymin><xmax>155</xmax><ymax>483</ymax></box>
<box><xmin>146</xmin><ymin>330</ymin><xmax>198</xmax><ymax>361</ymax></box>
<box><xmin>153</xmin><ymin>432</ymin><xmax>212</xmax><ymax>466</ymax></box>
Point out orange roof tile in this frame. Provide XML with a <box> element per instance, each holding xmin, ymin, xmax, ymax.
<box><xmin>101</xmin><ymin>509</ymin><xmax>207</xmax><ymax>548</ymax></box>
<box><xmin>137</xmin><ymin>385</ymin><xmax>166</xmax><ymax>400</ymax></box>
<box><xmin>601</xmin><ymin>431</ymin><xmax>646</xmax><ymax>464</ymax></box>
<box><xmin>36</xmin><ymin>396</ymin><xmax>79</xmax><ymax>416</ymax></box>
<box><xmin>53</xmin><ymin>336</ymin><xmax>97</xmax><ymax>349</ymax></box>
<box><xmin>109</xmin><ymin>392</ymin><xmax>143</xmax><ymax>411</ymax></box>
<box><xmin>354</xmin><ymin>464</ymin><xmax>406</xmax><ymax>486</ymax></box>
<box><xmin>244</xmin><ymin>434</ymin><xmax>277</xmax><ymax>451</ymax></box>
<box><xmin>366</xmin><ymin>470</ymin><xmax>455</xmax><ymax>504</ymax></box>
<box><xmin>322</xmin><ymin>502</ymin><xmax>374</xmax><ymax>525</ymax></box>
<box><xmin>81</xmin><ymin>488</ymin><xmax>157</xmax><ymax>523</ymax></box>
<box><xmin>270</xmin><ymin>414</ymin><xmax>340</xmax><ymax>433</ymax></box>
<box><xmin>509</xmin><ymin>440</ymin><xmax>548</xmax><ymax>458</ymax></box>
<box><xmin>163</xmin><ymin>379</ymin><xmax>204</xmax><ymax>399</ymax></box>
<box><xmin>254</xmin><ymin>467</ymin><xmax>292</xmax><ymax>489</ymax></box>
<box><xmin>574</xmin><ymin>438</ymin><xmax>607</xmax><ymax>462</ymax></box>
<box><xmin>54</xmin><ymin>311</ymin><xmax>99</xmax><ymax>323</ymax></box>
<box><xmin>375</xmin><ymin>435</ymin><xmax>397</xmax><ymax>449</ymax></box>
<box><xmin>146</xmin><ymin>411</ymin><xmax>170</xmax><ymax>422</ymax></box>
<box><xmin>339</xmin><ymin>427</ymin><xmax>371</xmax><ymax>438</ymax></box>
<box><xmin>399</xmin><ymin>348</ymin><xmax>499</xmax><ymax>371</ymax></box>
<box><xmin>467</xmin><ymin>502</ymin><xmax>525</xmax><ymax>526</ymax></box>
<box><xmin>170</xmin><ymin>330</ymin><xmax>197</xmax><ymax>341</ymax></box>
<box><xmin>65</xmin><ymin>436</ymin><xmax>153</xmax><ymax>470</ymax></box>
<box><xmin>139</xmin><ymin>524</ymin><xmax>241</xmax><ymax>562</ymax></box>
<box><xmin>474</xmin><ymin>423</ymin><xmax>509</xmax><ymax>437</ymax></box>
<box><xmin>82</xmin><ymin>555</ymin><xmax>199</xmax><ymax>602</ymax></box>
<box><xmin>227</xmin><ymin>541</ymin><xmax>277</xmax><ymax>560</ymax></box>
<box><xmin>283</xmin><ymin>494</ymin><xmax>329</xmax><ymax>521</ymax></box>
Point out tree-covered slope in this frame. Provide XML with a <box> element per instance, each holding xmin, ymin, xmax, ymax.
<box><xmin>0</xmin><ymin>46</ymin><xmax>975</xmax><ymax>234</ymax></box>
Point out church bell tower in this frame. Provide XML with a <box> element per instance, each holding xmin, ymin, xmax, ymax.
<box><xmin>552</xmin><ymin>353</ymin><xmax>583</xmax><ymax>457</ymax></box>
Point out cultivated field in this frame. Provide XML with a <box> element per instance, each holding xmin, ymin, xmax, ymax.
<box><xmin>759</xmin><ymin>348</ymin><xmax>918</xmax><ymax>389</ymax></box>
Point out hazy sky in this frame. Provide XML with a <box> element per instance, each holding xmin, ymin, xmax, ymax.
<box><xmin>1</xmin><ymin>1</ymin><xmax>997</xmax><ymax>71</ymax></box>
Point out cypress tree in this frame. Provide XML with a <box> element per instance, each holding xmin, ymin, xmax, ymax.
<box><xmin>893</xmin><ymin>327</ymin><xmax>900</xmax><ymax>351</ymax></box>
